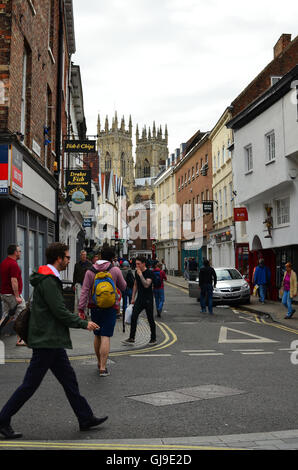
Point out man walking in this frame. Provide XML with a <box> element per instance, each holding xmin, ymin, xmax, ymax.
<box><xmin>0</xmin><ymin>244</ymin><xmax>26</xmax><ymax>346</ymax></box>
<box><xmin>253</xmin><ymin>258</ymin><xmax>271</xmax><ymax>304</ymax></box>
<box><xmin>72</xmin><ymin>250</ymin><xmax>92</xmax><ymax>315</ymax></box>
<box><xmin>122</xmin><ymin>256</ymin><xmax>157</xmax><ymax>345</ymax></box>
<box><xmin>0</xmin><ymin>242</ymin><xmax>107</xmax><ymax>440</ymax></box>
<box><xmin>199</xmin><ymin>259</ymin><xmax>217</xmax><ymax>315</ymax></box>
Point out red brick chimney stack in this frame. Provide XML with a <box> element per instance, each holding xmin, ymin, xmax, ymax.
<box><xmin>274</xmin><ymin>34</ymin><xmax>292</xmax><ymax>58</ymax></box>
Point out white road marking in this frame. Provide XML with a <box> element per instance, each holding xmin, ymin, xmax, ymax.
<box><xmin>240</xmin><ymin>352</ymin><xmax>274</xmax><ymax>355</ymax></box>
<box><xmin>189</xmin><ymin>353</ymin><xmax>224</xmax><ymax>356</ymax></box>
<box><xmin>181</xmin><ymin>350</ymin><xmax>216</xmax><ymax>353</ymax></box>
<box><xmin>232</xmin><ymin>349</ymin><xmax>264</xmax><ymax>352</ymax></box>
<box><xmin>130</xmin><ymin>354</ymin><xmax>172</xmax><ymax>357</ymax></box>
<box><xmin>218</xmin><ymin>326</ymin><xmax>278</xmax><ymax>344</ymax></box>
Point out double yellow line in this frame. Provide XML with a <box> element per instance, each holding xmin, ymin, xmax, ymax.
<box><xmin>5</xmin><ymin>322</ymin><xmax>177</xmax><ymax>364</ymax></box>
<box><xmin>0</xmin><ymin>440</ymin><xmax>241</xmax><ymax>450</ymax></box>
<box><xmin>237</xmin><ymin>309</ymin><xmax>298</xmax><ymax>335</ymax></box>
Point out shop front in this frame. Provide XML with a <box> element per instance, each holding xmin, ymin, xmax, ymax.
<box><xmin>208</xmin><ymin>226</ymin><xmax>235</xmax><ymax>269</ymax></box>
<box><xmin>0</xmin><ymin>140</ymin><xmax>57</xmax><ymax>300</ymax></box>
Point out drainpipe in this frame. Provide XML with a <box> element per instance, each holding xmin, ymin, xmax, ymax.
<box><xmin>55</xmin><ymin>0</ymin><xmax>64</xmax><ymax>241</ymax></box>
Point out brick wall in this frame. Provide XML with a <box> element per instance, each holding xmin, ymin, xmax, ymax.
<box><xmin>231</xmin><ymin>34</ymin><xmax>298</xmax><ymax>117</ymax></box>
<box><xmin>175</xmin><ymin>136</ymin><xmax>213</xmax><ymax>240</ymax></box>
<box><xmin>0</xmin><ymin>0</ymin><xmax>60</xmax><ymax>172</ymax></box>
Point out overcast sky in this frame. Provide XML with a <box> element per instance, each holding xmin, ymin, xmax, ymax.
<box><xmin>72</xmin><ymin>0</ymin><xmax>298</xmax><ymax>156</ymax></box>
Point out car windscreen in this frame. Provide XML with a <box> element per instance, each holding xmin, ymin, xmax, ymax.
<box><xmin>216</xmin><ymin>269</ymin><xmax>243</xmax><ymax>281</ymax></box>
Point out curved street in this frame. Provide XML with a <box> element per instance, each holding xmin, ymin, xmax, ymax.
<box><xmin>1</xmin><ymin>282</ymin><xmax>298</xmax><ymax>450</ymax></box>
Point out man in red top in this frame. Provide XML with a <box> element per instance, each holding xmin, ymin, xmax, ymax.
<box><xmin>153</xmin><ymin>262</ymin><xmax>167</xmax><ymax>318</ymax></box>
<box><xmin>0</xmin><ymin>244</ymin><xmax>26</xmax><ymax>345</ymax></box>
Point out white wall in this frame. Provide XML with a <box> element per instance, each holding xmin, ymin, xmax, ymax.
<box><xmin>23</xmin><ymin>162</ymin><xmax>56</xmax><ymax>215</ymax></box>
<box><xmin>232</xmin><ymin>88</ymin><xmax>298</xmax><ymax>250</ymax></box>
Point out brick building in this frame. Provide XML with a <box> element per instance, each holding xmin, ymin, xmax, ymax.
<box><xmin>0</xmin><ymin>0</ymin><xmax>78</xmax><ymax>297</ymax></box>
<box><xmin>174</xmin><ymin>131</ymin><xmax>213</xmax><ymax>273</ymax></box>
<box><xmin>231</xmin><ymin>34</ymin><xmax>298</xmax><ymax>117</ymax></box>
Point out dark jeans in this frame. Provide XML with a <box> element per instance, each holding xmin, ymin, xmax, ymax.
<box><xmin>122</xmin><ymin>288</ymin><xmax>133</xmax><ymax>314</ymax></box>
<box><xmin>200</xmin><ymin>284</ymin><xmax>214</xmax><ymax>313</ymax></box>
<box><xmin>0</xmin><ymin>348</ymin><xmax>94</xmax><ymax>426</ymax></box>
<box><xmin>130</xmin><ymin>298</ymin><xmax>156</xmax><ymax>341</ymax></box>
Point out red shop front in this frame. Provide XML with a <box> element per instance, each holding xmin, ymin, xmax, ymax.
<box><xmin>235</xmin><ymin>244</ymin><xmax>277</xmax><ymax>300</ymax></box>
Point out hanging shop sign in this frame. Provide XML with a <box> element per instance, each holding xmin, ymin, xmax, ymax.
<box><xmin>64</xmin><ymin>140</ymin><xmax>96</xmax><ymax>153</ymax></box>
<box><xmin>83</xmin><ymin>218</ymin><xmax>92</xmax><ymax>228</ymax></box>
<box><xmin>203</xmin><ymin>201</ymin><xmax>214</xmax><ymax>214</ymax></box>
<box><xmin>65</xmin><ymin>169</ymin><xmax>91</xmax><ymax>204</ymax></box>
<box><xmin>215</xmin><ymin>231</ymin><xmax>233</xmax><ymax>244</ymax></box>
<box><xmin>234</xmin><ymin>207</ymin><xmax>248</xmax><ymax>222</ymax></box>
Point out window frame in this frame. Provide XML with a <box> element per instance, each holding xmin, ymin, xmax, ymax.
<box><xmin>265</xmin><ymin>130</ymin><xmax>276</xmax><ymax>164</ymax></box>
<box><xmin>244</xmin><ymin>144</ymin><xmax>253</xmax><ymax>173</ymax></box>
<box><xmin>275</xmin><ymin>197</ymin><xmax>290</xmax><ymax>227</ymax></box>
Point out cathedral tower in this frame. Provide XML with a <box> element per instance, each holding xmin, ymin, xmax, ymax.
<box><xmin>135</xmin><ymin>122</ymin><xmax>168</xmax><ymax>179</ymax></box>
<box><xmin>97</xmin><ymin>111</ymin><xmax>135</xmax><ymax>190</ymax></box>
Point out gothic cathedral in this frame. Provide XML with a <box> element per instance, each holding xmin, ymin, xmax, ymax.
<box><xmin>97</xmin><ymin>112</ymin><xmax>169</xmax><ymax>203</ymax></box>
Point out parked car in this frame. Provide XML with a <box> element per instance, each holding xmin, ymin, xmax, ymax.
<box><xmin>189</xmin><ymin>267</ymin><xmax>251</xmax><ymax>305</ymax></box>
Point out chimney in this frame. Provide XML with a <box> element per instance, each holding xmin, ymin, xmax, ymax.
<box><xmin>274</xmin><ymin>34</ymin><xmax>292</xmax><ymax>59</ymax></box>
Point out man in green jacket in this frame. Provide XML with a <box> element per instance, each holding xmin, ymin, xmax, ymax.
<box><xmin>0</xmin><ymin>242</ymin><xmax>108</xmax><ymax>440</ymax></box>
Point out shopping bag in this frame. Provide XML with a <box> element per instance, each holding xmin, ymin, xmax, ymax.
<box><xmin>253</xmin><ymin>285</ymin><xmax>259</xmax><ymax>296</ymax></box>
<box><xmin>125</xmin><ymin>304</ymin><xmax>134</xmax><ymax>324</ymax></box>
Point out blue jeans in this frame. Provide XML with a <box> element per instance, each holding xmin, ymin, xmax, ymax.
<box><xmin>122</xmin><ymin>288</ymin><xmax>133</xmax><ymax>314</ymax></box>
<box><xmin>282</xmin><ymin>290</ymin><xmax>294</xmax><ymax>317</ymax></box>
<box><xmin>200</xmin><ymin>284</ymin><xmax>214</xmax><ymax>314</ymax></box>
<box><xmin>0</xmin><ymin>349</ymin><xmax>93</xmax><ymax>426</ymax></box>
<box><xmin>259</xmin><ymin>284</ymin><xmax>267</xmax><ymax>303</ymax></box>
<box><xmin>154</xmin><ymin>289</ymin><xmax>165</xmax><ymax>314</ymax></box>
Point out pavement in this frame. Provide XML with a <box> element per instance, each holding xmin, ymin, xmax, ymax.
<box><xmin>2</xmin><ymin>280</ymin><xmax>298</xmax><ymax>450</ymax></box>
<box><xmin>1</xmin><ymin>316</ymin><xmax>152</xmax><ymax>360</ymax></box>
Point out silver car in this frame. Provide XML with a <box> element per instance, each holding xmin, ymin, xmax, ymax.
<box><xmin>189</xmin><ymin>267</ymin><xmax>251</xmax><ymax>305</ymax></box>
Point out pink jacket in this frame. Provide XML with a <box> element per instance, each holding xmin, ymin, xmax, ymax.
<box><xmin>78</xmin><ymin>260</ymin><xmax>127</xmax><ymax>310</ymax></box>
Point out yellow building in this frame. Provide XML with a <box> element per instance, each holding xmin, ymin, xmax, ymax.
<box><xmin>154</xmin><ymin>163</ymin><xmax>179</xmax><ymax>274</ymax></box>
<box><xmin>208</xmin><ymin>108</ymin><xmax>235</xmax><ymax>267</ymax></box>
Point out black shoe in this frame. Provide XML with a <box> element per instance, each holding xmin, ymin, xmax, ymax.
<box><xmin>0</xmin><ymin>424</ymin><xmax>23</xmax><ymax>439</ymax></box>
<box><xmin>122</xmin><ymin>338</ymin><xmax>135</xmax><ymax>345</ymax></box>
<box><xmin>157</xmin><ymin>311</ymin><xmax>161</xmax><ymax>318</ymax></box>
<box><xmin>79</xmin><ymin>416</ymin><xmax>108</xmax><ymax>431</ymax></box>
<box><xmin>149</xmin><ymin>339</ymin><xmax>157</xmax><ymax>345</ymax></box>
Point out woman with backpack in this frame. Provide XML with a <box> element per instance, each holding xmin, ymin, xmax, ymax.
<box><xmin>153</xmin><ymin>262</ymin><xmax>167</xmax><ymax>318</ymax></box>
<box><xmin>79</xmin><ymin>247</ymin><xmax>126</xmax><ymax>377</ymax></box>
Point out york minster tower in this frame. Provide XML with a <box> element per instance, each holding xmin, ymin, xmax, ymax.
<box><xmin>97</xmin><ymin>112</ymin><xmax>135</xmax><ymax>189</ymax></box>
<box><xmin>97</xmin><ymin>112</ymin><xmax>169</xmax><ymax>202</ymax></box>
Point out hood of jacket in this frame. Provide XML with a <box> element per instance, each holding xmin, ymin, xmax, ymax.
<box><xmin>94</xmin><ymin>260</ymin><xmax>113</xmax><ymax>272</ymax></box>
<box><xmin>30</xmin><ymin>265</ymin><xmax>58</xmax><ymax>288</ymax></box>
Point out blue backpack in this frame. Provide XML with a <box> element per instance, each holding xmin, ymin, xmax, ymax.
<box><xmin>153</xmin><ymin>271</ymin><xmax>162</xmax><ymax>289</ymax></box>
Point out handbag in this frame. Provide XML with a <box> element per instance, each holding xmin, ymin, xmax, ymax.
<box><xmin>14</xmin><ymin>293</ymin><xmax>33</xmax><ymax>343</ymax></box>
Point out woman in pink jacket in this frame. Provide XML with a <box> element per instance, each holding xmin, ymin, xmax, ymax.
<box><xmin>79</xmin><ymin>247</ymin><xmax>126</xmax><ymax>377</ymax></box>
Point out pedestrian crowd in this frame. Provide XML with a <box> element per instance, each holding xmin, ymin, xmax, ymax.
<box><xmin>0</xmin><ymin>241</ymin><xmax>297</xmax><ymax>440</ymax></box>
<box><xmin>0</xmin><ymin>242</ymin><xmax>168</xmax><ymax>439</ymax></box>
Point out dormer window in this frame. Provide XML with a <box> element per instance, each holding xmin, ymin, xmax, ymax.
<box><xmin>271</xmin><ymin>76</ymin><xmax>282</xmax><ymax>86</ymax></box>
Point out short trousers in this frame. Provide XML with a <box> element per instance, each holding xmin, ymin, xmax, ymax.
<box><xmin>90</xmin><ymin>306</ymin><xmax>117</xmax><ymax>337</ymax></box>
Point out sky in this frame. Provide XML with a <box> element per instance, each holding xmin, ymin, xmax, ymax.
<box><xmin>72</xmin><ymin>0</ymin><xmax>298</xmax><ymax>156</ymax></box>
